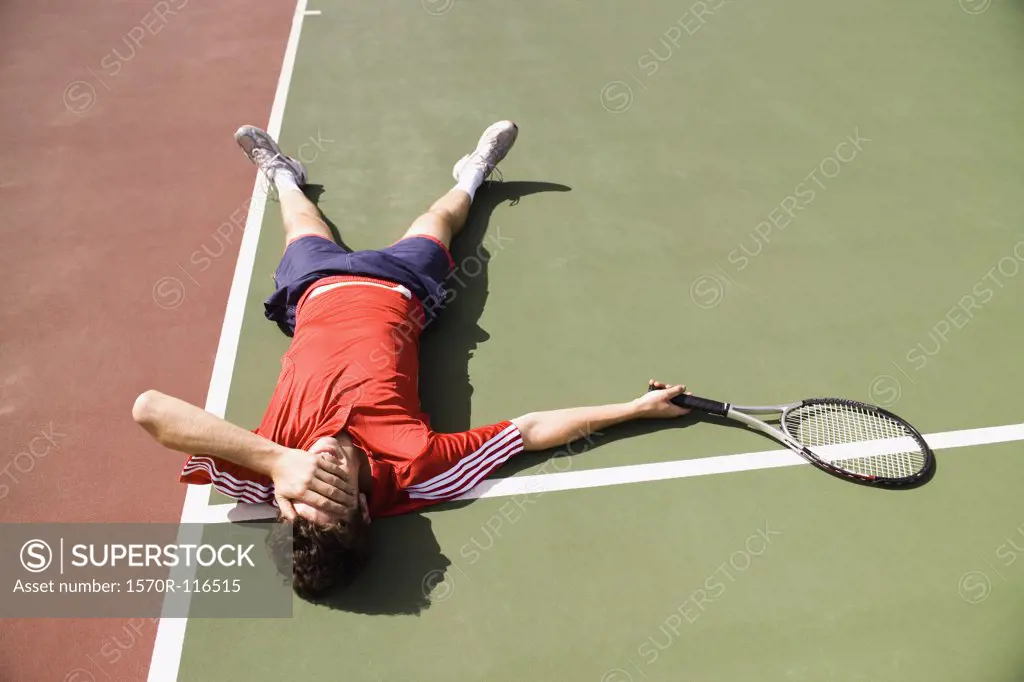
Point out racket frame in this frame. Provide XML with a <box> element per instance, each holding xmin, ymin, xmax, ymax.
<box><xmin>651</xmin><ymin>388</ymin><xmax>935</xmax><ymax>487</ymax></box>
<box><xmin>722</xmin><ymin>404</ymin><xmax>803</xmax><ymax>446</ymax></box>
<box><xmin>711</xmin><ymin>403</ymin><xmax>816</xmax><ymax>464</ymax></box>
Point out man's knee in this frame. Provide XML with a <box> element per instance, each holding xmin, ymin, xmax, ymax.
<box><xmin>404</xmin><ymin>216</ymin><xmax>452</xmax><ymax>246</ymax></box>
<box><xmin>417</xmin><ymin>209</ymin><xmax>456</xmax><ymax>232</ymax></box>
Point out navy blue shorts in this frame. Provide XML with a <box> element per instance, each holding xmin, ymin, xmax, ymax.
<box><xmin>265</xmin><ymin>235</ymin><xmax>455</xmax><ymax>335</ymax></box>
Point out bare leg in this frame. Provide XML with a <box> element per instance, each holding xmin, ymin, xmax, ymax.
<box><xmin>401</xmin><ymin>189</ymin><xmax>473</xmax><ymax>248</ymax></box>
<box><xmin>400</xmin><ymin>120</ymin><xmax>519</xmax><ymax>247</ymax></box>
<box><xmin>236</xmin><ymin>121</ymin><xmax>518</xmax><ymax>252</ymax></box>
<box><xmin>278</xmin><ymin>188</ymin><xmax>334</xmax><ymax>247</ymax></box>
<box><xmin>233</xmin><ymin>125</ymin><xmax>333</xmax><ymax>250</ymax></box>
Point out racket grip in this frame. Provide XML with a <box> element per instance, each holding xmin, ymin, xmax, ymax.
<box><xmin>675</xmin><ymin>394</ymin><xmax>730</xmax><ymax>416</ymax></box>
<box><xmin>646</xmin><ymin>384</ymin><xmax>730</xmax><ymax>417</ymax></box>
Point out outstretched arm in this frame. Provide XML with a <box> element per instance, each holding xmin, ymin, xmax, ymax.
<box><xmin>132</xmin><ymin>390</ymin><xmax>356</xmax><ymax>520</ymax></box>
<box><xmin>511</xmin><ymin>380</ymin><xmax>689</xmax><ymax>451</ymax></box>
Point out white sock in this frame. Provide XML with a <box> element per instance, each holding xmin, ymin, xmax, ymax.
<box><xmin>274</xmin><ymin>170</ymin><xmax>301</xmax><ymax>193</ymax></box>
<box><xmin>453</xmin><ymin>166</ymin><xmax>486</xmax><ymax>201</ymax></box>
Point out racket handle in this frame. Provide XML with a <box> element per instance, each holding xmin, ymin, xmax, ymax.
<box><xmin>676</xmin><ymin>394</ymin><xmax>729</xmax><ymax>416</ymax></box>
<box><xmin>647</xmin><ymin>384</ymin><xmax>729</xmax><ymax>417</ymax></box>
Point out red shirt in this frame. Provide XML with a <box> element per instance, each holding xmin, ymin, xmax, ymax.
<box><xmin>180</xmin><ymin>275</ymin><xmax>523</xmax><ymax>517</ymax></box>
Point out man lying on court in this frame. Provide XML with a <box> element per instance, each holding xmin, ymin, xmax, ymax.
<box><xmin>133</xmin><ymin>121</ymin><xmax>689</xmax><ymax>598</ymax></box>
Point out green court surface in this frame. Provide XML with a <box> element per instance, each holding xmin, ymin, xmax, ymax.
<box><xmin>181</xmin><ymin>0</ymin><xmax>1024</xmax><ymax>680</ymax></box>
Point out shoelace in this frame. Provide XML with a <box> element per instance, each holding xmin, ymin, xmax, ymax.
<box><xmin>465</xmin><ymin>150</ymin><xmax>504</xmax><ymax>183</ymax></box>
<box><xmin>468</xmin><ymin>129</ymin><xmax>515</xmax><ymax>182</ymax></box>
<box><xmin>247</xmin><ymin>148</ymin><xmax>297</xmax><ymax>201</ymax></box>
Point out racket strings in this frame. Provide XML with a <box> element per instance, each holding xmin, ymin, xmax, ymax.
<box><xmin>783</xmin><ymin>402</ymin><xmax>927</xmax><ymax>479</ymax></box>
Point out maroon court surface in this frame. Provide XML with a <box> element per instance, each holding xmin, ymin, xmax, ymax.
<box><xmin>0</xmin><ymin>1</ymin><xmax>292</xmax><ymax>679</ymax></box>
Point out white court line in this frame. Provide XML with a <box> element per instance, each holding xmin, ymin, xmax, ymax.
<box><xmin>188</xmin><ymin>422</ymin><xmax>1024</xmax><ymax>524</ymax></box>
<box><xmin>146</xmin><ymin>1</ymin><xmax>309</xmax><ymax>681</ymax></box>
<box><xmin>304</xmin><ymin>9</ymin><xmax>321</xmax><ymax>15</ymax></box>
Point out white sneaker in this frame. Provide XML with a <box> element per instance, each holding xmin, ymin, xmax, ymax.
<box><xmin>452</xmin><ymin>120</ymin><xmax>518</xmax><ymax>182</ymax></box>
<box><xmin>234</xmin><ymin>125</ymin><xmax>307</xmax><ymax>186</ymax></box>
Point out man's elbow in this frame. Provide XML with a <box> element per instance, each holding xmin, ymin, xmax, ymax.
<box><xmin>511</xmin><ymin>414</ymin><xmax>543</xmax><ymax>451</ymax></box>
<box><xmin>132</xmin><ymin>390</ymin><xmax>161</xmax><ymax>429</ymax></box>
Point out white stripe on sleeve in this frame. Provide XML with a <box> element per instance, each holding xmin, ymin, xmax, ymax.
<box><xmin>407</xmin><ymin>426</ymin><xmax>524</xmax><ymax>501</ymax></box>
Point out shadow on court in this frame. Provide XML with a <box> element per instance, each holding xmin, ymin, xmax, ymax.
<box><xmin>321</xmin><ymin>513</ymin><xmax>447</xmax><ymax>616</ymax></box>
<box><xmin>318</xmin><ymin>180</ymin><xmax>572</xmax><ymax>616</ymax></box>
<box><xmin>418</xmin><ymin>180</ymin><xmax>572</xmax><ymax>433</ymax></box>
<box><xmin>305</xmin><ymin>184</ymin><xmax>352</xmax><ymax>251</ymax></box>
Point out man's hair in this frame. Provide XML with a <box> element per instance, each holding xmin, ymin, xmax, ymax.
<box><xmin>266</xmin><ymin>511</ymin><xmax>371</xmax><ymax>600</ymax></box>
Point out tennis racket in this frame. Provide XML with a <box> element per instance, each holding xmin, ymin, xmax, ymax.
<box><xmin>649</xmin><ymin>385</ymin><xmax>935</xmax><ymax>487</ymax></box>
